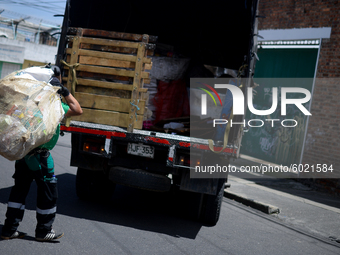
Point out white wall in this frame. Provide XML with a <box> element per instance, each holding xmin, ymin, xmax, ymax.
<box><xmin>258</xmin><ymin>27</ymin><xmax>332</xmax><ymax>41</ymax></box>
<box><xmin>0</xmin><ymin>37</ymin><xmax>57</xmax><ymax>64</ymax></box>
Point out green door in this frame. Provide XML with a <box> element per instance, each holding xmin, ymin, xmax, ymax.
<box><xmin>240</xmin><ymin>47</ymin><xmax>318</xmax><ymax>166</ymax></box>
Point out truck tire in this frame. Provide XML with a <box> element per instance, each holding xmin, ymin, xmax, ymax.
<box><xmin>76</xmin><ymin>168</ymin><xmax>115</xmax><ymax>201</ymax></box>
<box><xmin>200</xmin><ymin>178</ymin><xmax>225</xmax><ymax>226</ymax></box>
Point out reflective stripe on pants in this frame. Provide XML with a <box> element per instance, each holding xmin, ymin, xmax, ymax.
<box><xmin>8</xmin><ymin>202</ymin><xmax>25</xmax><ymax>210</ymax></box>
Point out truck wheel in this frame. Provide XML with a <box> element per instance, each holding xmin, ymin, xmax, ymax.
<box><xmin>76</xmin><ymin>168</ymin><xmax>115</xmax><ymax>201</ymax></box>
<box><xmin>200</xmin><ymin>178</ymin><xmax>225</xmax><ymax>226</ymax></box>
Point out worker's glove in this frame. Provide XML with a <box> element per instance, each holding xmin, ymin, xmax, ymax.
<box><xmin>57</xmin><ymin>84</ymin><xmax>70</xmax><ymax>97</ymax></box>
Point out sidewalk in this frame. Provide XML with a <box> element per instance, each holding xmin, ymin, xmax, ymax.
<box><xmin>224</xmin><ymin>156</ymin><xmax>340</xmax><ymax>244</ymax></box>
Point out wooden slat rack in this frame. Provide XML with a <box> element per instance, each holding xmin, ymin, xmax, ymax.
<box><xmin>62</xmin><ymin>27</ymin><xmax>156</xmax><ymax>131</ymax></box>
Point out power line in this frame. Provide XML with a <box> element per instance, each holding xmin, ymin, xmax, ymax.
<box><xmin>1</xmin><ymin>0</ymin><xmax>66</xmax><ymax>7</ymax></box>
<box><xmin>1</xmin><ymin>0</ymin><xmax>65</xmax><ymax>12</ymax></box>
<box><xmin>1</xmin><ymin>8</ymin><xmax>62</xmax><ymax>26</ymax></box>
<box><xmin>1</xmin><ymin>0</ymin><xmax>66</xmax><ymax>14</ymax></box>
<box><xmin>18</xmin><ymin>0</ymin><xmax>65</xmax><ymax>10</ymax></box>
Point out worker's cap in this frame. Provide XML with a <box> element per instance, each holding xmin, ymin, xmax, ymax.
<box><xmin>45</xmin><ymin>63</ymin><xmax>61</xmax><ymax>77</ymax></box>
<box><xmin>51</xmin><ymin>65</ymin><xmax>61</xmax><ymax>77</ymax></box>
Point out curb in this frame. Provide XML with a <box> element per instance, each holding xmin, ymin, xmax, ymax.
<box><xmin>224</xmin><ymin>190</ymin><xmax>280</xmax><ymax>215</ymax></box>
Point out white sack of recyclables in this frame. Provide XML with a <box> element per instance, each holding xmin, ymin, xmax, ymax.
<box><xmin>23</xmin><ymin>66</ymin><xmax>54</xmax><ymax>83</ymax></box>
<box><xmin>0</xmin><ymin>67</ymin><xmax>65</xmax><ymax>161</ymax></box>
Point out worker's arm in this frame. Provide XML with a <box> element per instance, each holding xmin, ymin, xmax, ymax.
<box><xmin>54</xmin><ymin>75</ymin><xmax>82</xmax><ymax>117</ymax></box>
<box><xmin>63</xmin><ymin>93</ymin><xmax>83</xmax><ymax>117</ymax></box>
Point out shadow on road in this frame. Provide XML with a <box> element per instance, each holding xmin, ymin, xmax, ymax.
<box><xmin>0</xmin><ymin>173</ymin><xmax>203</xmax><ymax>239</ymax></box>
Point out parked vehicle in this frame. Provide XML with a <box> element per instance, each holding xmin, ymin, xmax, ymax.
<box><xmin>56</xmin><ymin>0</ymin><xmax>259</xmax><ymax>225</ymax></box>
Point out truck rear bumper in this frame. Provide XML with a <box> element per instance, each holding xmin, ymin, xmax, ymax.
<box><xmin>109</xmin><ymin>167</ymin><xmax>171</xmax><ymax>192</ymax></box>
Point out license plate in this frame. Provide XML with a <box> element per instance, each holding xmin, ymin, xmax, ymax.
<box><xmin>127</xmin><ymin>143</ymin><xmax>154</xmax><ymax>158</ymax></box>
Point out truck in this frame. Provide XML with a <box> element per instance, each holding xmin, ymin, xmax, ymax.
<box><xmin>56</xmin><ymin>0</ymin><xmax>259</xmax><ymax>226</ymax></box>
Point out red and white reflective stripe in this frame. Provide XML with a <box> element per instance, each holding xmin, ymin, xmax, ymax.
<box><xmin>61</xmin><ymin>125</ymin><xmax>236</xmax><ymax>153</ymax></box>
<box><xmin>60</xmin><ymin>125</ymin><xmax>126</xmax><ymax>139</ymax></box>
<box><xmin>168</xmin><ymin>145</ymin><xmax>175</xmax><ymax>162</ymax></box>
<box><xmin>8</xmin><ymin>202</ymin><xmax>25</xmax><ymax>210</ymax></box>
<box><xmin>145</xmin><ymin>136</ymin><xmax>170</xmax><ymax>145</ymax></box>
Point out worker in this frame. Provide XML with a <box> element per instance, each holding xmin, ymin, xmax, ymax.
<box><xmin>1</xmin><ymin>65</ymin><xmax>82</xmax><ymax>242</ymax></box>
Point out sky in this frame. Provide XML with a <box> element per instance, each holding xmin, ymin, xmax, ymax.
<box><xmin>0</xmin><ymin>0</ymin><xmax>67</xmax><ymax>26</ymax></box>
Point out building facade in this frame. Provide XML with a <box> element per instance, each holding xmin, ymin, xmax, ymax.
<box><xmin>256</xmin><ymin>0</ymin><xmax>340</xmax><ymax>195</ymax></box>
<box><xmin>0</xmin><ymin>37</ymin><xmax>57</xmax><ymax>78</ymax></box>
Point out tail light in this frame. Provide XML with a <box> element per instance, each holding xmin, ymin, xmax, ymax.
<box><xmin>82</xmin><ymin>137</ymin><xmax>105</xmax><ymax>154</ymax></box>
<box><xmin>177</xmin><ymin>153</ymin><xmax>201</xmax><ymax>167</ymax></box>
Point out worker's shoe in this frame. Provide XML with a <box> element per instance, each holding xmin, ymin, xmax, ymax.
<box><xmin>35</xmin><ymin>229</ymin><xmax>64</xmax><ymax>242</ymax></box>
<box><xmin>1</xmin><ymin>231</ymin><xmax>26</xmax><ymax>240</ymax></box>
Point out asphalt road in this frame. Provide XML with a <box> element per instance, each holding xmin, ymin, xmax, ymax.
<box><xmin>0</xmin><ymin>133</ymin><xmax>339</xmax><ymax>254</ymax></box>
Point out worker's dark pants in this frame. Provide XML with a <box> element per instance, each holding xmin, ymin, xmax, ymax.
<box><xmin>2</xmin><ymin>151</ymin><xmax>58</xmax><ymax>237</ymax></box>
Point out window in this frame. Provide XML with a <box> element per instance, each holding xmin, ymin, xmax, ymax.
<box><xmin>1</xmin><ymin>62</ymin><xmax>21</xmax><ymax>79</ymax></box>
